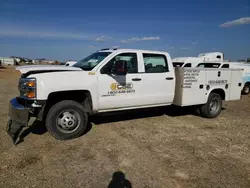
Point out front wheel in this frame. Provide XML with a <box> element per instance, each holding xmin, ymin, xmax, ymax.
<box><xmin>200</xmin><ymin>93</ymin><xmax>222</xmax><ymax>118</ymax></box>
<box><xmin>46</xmin><ymin>100</ymin><xmax>88</xmax><ymax>140</ymax></box>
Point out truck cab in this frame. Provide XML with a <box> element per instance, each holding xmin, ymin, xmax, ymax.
<box><xmin>87</xmin><ymin>49</ymin><xmax>176</xmax><ymax>110</ymax></box>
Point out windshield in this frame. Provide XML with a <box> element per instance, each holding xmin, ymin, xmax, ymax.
<box><xmin>173</xmin><ymin>62</ymin><xmax>184</xmax><ymax>67</ymax></box>
<box><xmin>73</xmin><ymin>52</ymin><xmax>112</xmax><ymax>70</ymax></box>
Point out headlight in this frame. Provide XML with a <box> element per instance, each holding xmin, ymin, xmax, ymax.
<box><xmin>19</xmin><ymin>78</ymin><xmax>37</xmax><ymax>99</ymax></box>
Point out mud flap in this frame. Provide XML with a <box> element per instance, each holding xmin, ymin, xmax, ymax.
<box><xmin>6</xmin><ymin>119</ymin><xmax>24</xmax><ymax>145</ymax></box>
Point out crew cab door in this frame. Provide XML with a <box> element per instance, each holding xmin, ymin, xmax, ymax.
<box><xmin>138</xmin><ymin>52</ymin><xmax>175</xmax><ymax>105</ymax></box>
<box><xmin>97</xmin><ymin>52</ymin><xmax>145</xmax><ymax>110</ymax></box>
<box><xmin>97</xmin><ymin>51</ymin><xmax>175</xmax><ymax>110</ymax></box>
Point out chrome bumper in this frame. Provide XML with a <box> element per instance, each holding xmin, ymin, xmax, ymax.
<box><xmin>6</xmin><ymin>98</ymin><xmax>30</xmax><ymax>144</ymax></box>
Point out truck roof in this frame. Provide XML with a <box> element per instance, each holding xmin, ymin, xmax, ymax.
<box><xmin>198</xmin><ymin>52</ymin><xmax>223</xmax><ymax>57</ymax></box>
<box><xmin>97</xmin><ymin>48</ymin><xmax>170</xmax><ymax>54</ymax></box>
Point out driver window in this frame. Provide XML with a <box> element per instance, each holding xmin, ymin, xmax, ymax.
<box><xmin>101</xmin><ymin>53</ymin><xmax>138</xmax><ymax>74</ymax></box>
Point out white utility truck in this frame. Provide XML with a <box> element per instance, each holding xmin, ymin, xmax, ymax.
<box><xmin>172</xmin><ymin>52</ymin><xmax>224</xmax><ymax>68</ymax></box>
<box><xmin>65</xmin><ymin>60</ymin><xmax>77</xmax><ymax>66</ymax></box>
<box><xmin>7</xmin><ymin>49</ymin><xmax>243</xmax><ymax>144</ymax></box>
<box><xmin>196</xmin><ymin>62</ymin><xmax>250</xmax><ymax>95</ymax></box>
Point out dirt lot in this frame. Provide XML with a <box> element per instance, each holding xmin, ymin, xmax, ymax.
<box><xmin>0</xmin><ymin>68</ymin><xmax>249</xmax><ymax>188</ymax></box>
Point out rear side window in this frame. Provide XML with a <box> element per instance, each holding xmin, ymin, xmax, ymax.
<box><xmin>184</xmin><ymin>63</ymin><xmax>191</xmax><ymax>67</ymax></box>
<box><xmin>197</xmin><ymin>63</ymin><xmax>221</xmax><ymax>68</ymax></box>
<box><xmin>221</xmin><ymin>64</ymin><xmax>229</xmax><ymax>68</ymax></box>
<box><xmin>143</xmin><ymin>53</ymin><xmax>169</xmax><ymax>73</ymax></box>
<box><xmin>173</xmin><ymin>62</ymin><xmax>184</xmax><ymax>67</ymax></box>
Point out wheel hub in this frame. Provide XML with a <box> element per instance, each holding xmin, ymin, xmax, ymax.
<box><xmin>244</xmin><ymin>86</ymin><xmax>249</xmax><ymax>93</ymax></box>
<box><xmin>209</xmin><ymin>99</ymin><xmax>219</xmax><ymax>112</ymax></box>
<box><xmin>56</xmin><ymin>111</ymin><xmax>80</xmax><ymax>133</ymax></box>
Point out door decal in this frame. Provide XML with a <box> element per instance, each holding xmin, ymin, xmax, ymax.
<box><xmin>102</xmin><ymin>82</ymin><xmax>135</xmax><ymax>97</ymax></box>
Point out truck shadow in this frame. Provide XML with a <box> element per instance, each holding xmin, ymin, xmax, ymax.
<box><xmin>20</xmin><ymin>121</ymin><xmax>47</xmax><ymax>141</ymax></box>
<box><xmin>19</xmin><ymin>120</ymin><xmax>92</xmax><ymax>143</ymax></box>
<box><xmin>19</xmin><ymin>105</ymin><xmax>226</xmax><ymax>143</ymax></box>
<box><xmin>90</xmin><ymin>105</ymin><xmax>221</xmax><ymax>125</ymax></box>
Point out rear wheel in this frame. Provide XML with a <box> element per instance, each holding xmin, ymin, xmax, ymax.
<box><xmin>200</xmin><ymin>93</ymin><xmax>222</xmax><ymax>118</ymax></box>
<box><xmin>46</xmin><ymin>100</ymin><xmax>88</xmax><ymax>140</ymax></box>
<box><xmin>242</xmin><ymin>84</ymin><xmax>250</xmax><ymax>95</ymax></box>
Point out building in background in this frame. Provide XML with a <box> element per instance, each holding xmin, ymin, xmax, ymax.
<box><xmin>33</xmin><ymin>59</ymin><xmax>59</xmax><ymax>65</ymax></box>
<box><xmin>0</xmin><ymin>57</ymin><xmax>16</xmax><ymax>66</ymax></box>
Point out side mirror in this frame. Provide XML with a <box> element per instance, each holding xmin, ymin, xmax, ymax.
<box><xmin>114</xmin><ymin>60</ymin><xmax>127</xmax><ymax>75</ymax></box>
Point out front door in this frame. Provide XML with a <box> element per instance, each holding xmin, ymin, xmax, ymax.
<box><xmin>97</xmin><ymin>52</ymin><xmax>144</xmax><ymax>110</ymax></box>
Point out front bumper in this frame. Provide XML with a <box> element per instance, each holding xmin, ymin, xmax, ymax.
<box><xmin>6</xmin><ymin>98</ymin><xmax>30</xmax><ymax>144</ymax></box>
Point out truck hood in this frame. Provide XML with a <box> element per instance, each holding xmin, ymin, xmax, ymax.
<box><xmin>16</xmin><ymin>65</ymin><xmax>82</xmax><ymax>74</ymax></box>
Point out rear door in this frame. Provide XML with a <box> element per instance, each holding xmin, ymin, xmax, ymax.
<box><xmin>138</xmin><ymin>52</ymin><xmax>175</xmax><ymax>105</ymax></box>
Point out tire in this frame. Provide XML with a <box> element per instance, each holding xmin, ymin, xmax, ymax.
<box><xmin>45</xmin><ymin>100</ymin><xmax>88</xmax><ymax>140</ymax></box>
<box><xmin>200</xmin><ymin>93</ymin><xmax>222</xmax><ymax>118</ymax></box>
<box><xmin>242</xmin><ymin>84</ymin><xmax>250</xmax><ymax>95</ymax></box>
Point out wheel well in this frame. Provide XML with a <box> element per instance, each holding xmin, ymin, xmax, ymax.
<box><xmin>42</xmin><ymin>90</ymin><xmax>93</xmax><ymax>120</ymax></box>
<box><xmin>210</xmin><ymin>89</ymin><xmax>225</xmax><ymax>100</ymax></box>
<box><xmin>245</xmin><ymin>82</ymin><xmax>250</xmax><ymax>86</ymax></box>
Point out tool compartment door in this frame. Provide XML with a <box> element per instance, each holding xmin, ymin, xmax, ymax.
<box><xmin>205</xmin><ymin>69</ymin><xmax>231</xmax><ymax>100</ymax></box>
<box><xmin>173</xmin><ymin>68</ymin><xmax>206</xmax><ymax>106</ymax></box>
<box><xmin>229</xmin><ymin>69</ymin><xmax>243</xmax><ymax>101</ymax></box>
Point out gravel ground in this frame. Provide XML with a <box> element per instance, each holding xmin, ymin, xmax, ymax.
<box><xmin>0</xmin><ymin>68</ymin><xmax>249</xmax><ymax>188</ymax></box>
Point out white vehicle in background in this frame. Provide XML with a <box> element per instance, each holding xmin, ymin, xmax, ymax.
<box><xmin>6</xmin><ymin>48</ymin><xmax>243</xmax><ymax>145</ymax></box>
<box><xmin>197</xmin><ymin>61</ymin><xmax>250</xmax><ymax>94</ymax></box>
<box><xmin>65</xmin><ymin>60</ymin><xmax>77</xmax><ymax>66</ymax></box>
<box><xmin>172</xmin><ymin>52</ymin><xmax>224</xmax><ymax>68</ymax></box>
<box><xmin>0</xmin><ymin>57</ymin><xmax>16</xmax><ymax>66</ymax></box>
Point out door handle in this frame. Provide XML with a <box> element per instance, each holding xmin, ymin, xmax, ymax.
<box><xmin>165</xmin><ymin>77</ymin><xmax>174</xmax><ymax>80</ymax></box>
<box><xmin>132</xmin><ymin>78</ymin><xmax>141</xmax><ymax>81</ymax></box>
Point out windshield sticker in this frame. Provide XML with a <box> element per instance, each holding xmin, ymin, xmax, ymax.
<box><xmin>102</xmin><ymin>83</ymin><xmax>135</xmax><ymax>97</ymax></box>
<box><xmin>88</xmin><ymin>59</ymin><xmax>98</xmax><ymax>63</ymax></box>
